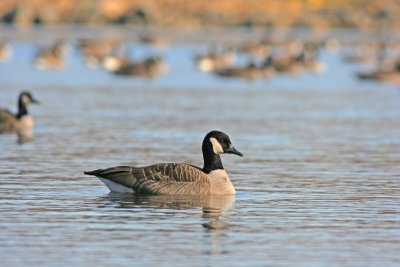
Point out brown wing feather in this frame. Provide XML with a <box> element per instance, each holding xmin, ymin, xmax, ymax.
<box><xmin>0</xmin><ymin>109</ymin><xmax>18</xmax><ymax>133</ymax></box>
<box><xmin>84</xmin><ymin>163</ymin><xmax>211</xmax><ymax>195</ymax></box>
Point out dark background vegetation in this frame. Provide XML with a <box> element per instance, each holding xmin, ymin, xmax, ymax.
<box><xmin>0</xmin><ymin>0</ymin><xmax>399</xmax><ymax>28</ymax></box>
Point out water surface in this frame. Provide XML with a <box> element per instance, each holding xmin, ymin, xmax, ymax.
<box><xmin>0</xmin><ymin>26</ymin><xmax>399</xmax><ymax>267</ymax></box>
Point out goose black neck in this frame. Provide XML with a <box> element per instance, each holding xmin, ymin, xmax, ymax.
<box><xmin>202</xmin><ymin>140</ymin><xmax>224</xmax><ymax>173</ymax></box>
<box><xmin>16</xmin><ymin>99</ymin><xmax>28</xmax><ymax>119</ymax></box>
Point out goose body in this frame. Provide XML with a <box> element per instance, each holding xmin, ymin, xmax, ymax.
<box><xmin>85</xmin><ymin>131</ymin><xmax>243</xmax><ymax>195</ymax></box>
<box><xmin>112</xmin><ymin>57</ymin><xmax>167</xmax><ymax>78</ymax></box>
<box><xmin>34</xmin><ymin>41</ymin><xmax>68</xmax><ymax>70</ymax></box>
<box><xmin>215</xmin><ymin>56</ymin><xmax>275</xmax><ymax>80</ymax></box>
<box><xmin>238</xmin><ymin>41</ymin><xmax>270</xmax><ymax>57</ymax></box>
<box><xmin>0</xmin><ymin>41</ymin><xmax>12</xmax><ymax>62</ymax></box>
<box><xmin>78</xmin><ymin>39</ymin><xmax>120</xmax><ymax>69</ymax></box>
<box><xmin>0</xmin><ymin>92</ymin><xmax>39</xmax><ymax>140</ymax></box>
<box><xmin>195</xmin><ymin>51</ymin><xmax>235</xmax><ymax>72</ymax></box>
<box><xmin>357</xmin><ymin>61</ymin><xmax>400</xmax><ymax>83</ymax></box>
<box><xmin>357</xmin><ymin>70</ymin><xmax>400</xmax><ymax>83</ymax></box>
<box><xmin>215</xmin><ymin>64</ymin><xmax>272</xmax><ymax>80</ymax></box>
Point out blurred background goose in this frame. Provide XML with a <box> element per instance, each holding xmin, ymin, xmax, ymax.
<box><xmin>215</xmin><ymin>55</ymin><xmax>275</xmax><ymax>80</ymax></box>
<box><xmin>78</xmin><ymin>38</ymin><xmax>121</xmax><ymax>69</ymax></box>
<box><xmin>34</xmin><ymin>40</ymin><xmax>68</xmax><ymax>70</ymax></box>
<box><xmin>0</xmin><ymin>40</ymin><xmax>12</xmax><ymax>62</ymax></box>
<box><xmin>195</xmin><ymin>47</ymin><xmax>236</xmax><ymax>72</ymax></box>
<box><xmin>357</xmin><ymin>61</ymin><xmax>400</xmax><ymax>83</ymax></box>
<box><xmin>84</xmin><ymin>131</ymin><xmax>243</xmax><ymax>195</ymax></box>
<box><xmin>112</xmin><ymin>56</ymin><xmax>168</xmax><ymax>78</ymax></box>
<box><xmin>0</xmin><ymin>91</ymin><xmax>39</xmax><ymax>141</ymax></box>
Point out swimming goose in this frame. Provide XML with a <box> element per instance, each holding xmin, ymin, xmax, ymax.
<box><xmin>273</xmin><ymin>53</ymin><xmax>303</xmax><ymax>75</ymax></box>
<box><xmin>0</xmin><ymin>91</ymin><xmax>39</xmax><ymax>139</ymax></box>
<box><xmin>357</xmin><ymin>63</ymin><xmax>400</xmax><ymax>83</ymax></box>
<box><xmin>84</xmin><ymin>131</ymin><xmax>243</xmax><ymax>195</ymax></box>
<box><xmin>139</xmin><ymin>34</ymin><xmax>168</xmax><ymax>46</ymax></box>
<box><xmin>215</xmin><ymin>56</ymin><xmax>275</xmax><ymax>80</ymax></box>
<box><xmin>0</xmin><ymin>41</ymin><xmax>12</xmax><ymax>62</ymax></box>
<box><xmin>195</xmin><ymin>49</ymin><xmax>236</xmax><ymax>72</ymax></box>
<box><xmin>112</xmin><ymin>56</ymin><xmax>168</xmax><ymax>78</ymax></box>
<box><xmin>78</xmin><ymin>39</ymin><xmax>121</xmax><ymax>69</ymax></box>
<box><xmin>238</xmin><ymin>40</ymin><xmax>270</xmax><ymax>57</ymax></box>
<box><xmin>34</xmin><ymin>40</ymin><xmax>68</xmax><ymax>70</ymax></box>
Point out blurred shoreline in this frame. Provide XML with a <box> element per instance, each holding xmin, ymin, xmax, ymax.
<box><xmin>0</xmin><ymin>0</ymin><xmax>399</xmax><ymax>29</ymax></box>
<box><xmin>1</xmin><ymin>24</ymin><xmax>399</xmax><ymax>45</ymax></box>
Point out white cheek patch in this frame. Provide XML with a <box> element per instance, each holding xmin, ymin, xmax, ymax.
<box><xmin>210</xmin><ymin>137</ymin><xmax>224</xmax><ymax>154</ymax></box>
<box><xmin>22</xmin><ymin>95</ymin><xmax>30</xmax><ymax>104</ymax></box>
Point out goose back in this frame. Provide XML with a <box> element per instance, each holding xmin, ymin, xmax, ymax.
<box><xmin>0</xmin><ymin>109</ymin><xmax>18</xmax><ymax>133</ymax></box>
<box><xmin>86</xmin><ymin>163</ymin><xmax>213</xmax><ymax>195</ymax></box>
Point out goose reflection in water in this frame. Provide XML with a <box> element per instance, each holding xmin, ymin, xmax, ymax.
<box><xmin>96</xmin><ymin>193</ymin><xmax>235</xmax><ymax>229</ymax></box>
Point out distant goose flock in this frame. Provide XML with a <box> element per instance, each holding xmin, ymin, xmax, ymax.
<box><xmin>2</xmin><ymin>34</ymin><xmax>400</xmax><ymax>83</ymax></box>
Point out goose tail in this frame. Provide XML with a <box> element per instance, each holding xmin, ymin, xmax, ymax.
<box><xmin>84</xmin><ymin>166</ymin><xmax>135</xmax><ymax>193</ymax></box>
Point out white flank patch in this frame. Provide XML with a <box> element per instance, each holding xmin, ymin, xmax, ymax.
<box><xmin>314</xmin><ymin>62</ymin><xmax>326</xmax><ymax>74</ymax></box>
<box><xmin>102</xmin><ymin>57</ymin><xmax>121</xmax><ymax>71</ymax></box>
<box><xmin>210</xmin><ymin>137</ymin><xmax>224</xmax><ymax>154</ymax></box>
<box><xmin>198</xmin><ymin>58</ymin><xmax>214</xmax><ymax>72</ymax></box>
<box><xmin>99</xmin><ymin>178</ymin><xmax>134</xmax><ymax>193</ymax></box>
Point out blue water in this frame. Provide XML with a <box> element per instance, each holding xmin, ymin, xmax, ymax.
<box><xmin>0</xmin><ymin>25</ymin><xmax>399</xmax><ymax>267</ymax></box>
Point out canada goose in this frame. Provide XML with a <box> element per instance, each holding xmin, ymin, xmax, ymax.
<box><xmin>357</xmin><ymin>61</ymin><xmax>400</xmax><ymax>83</ymax></box>
<box><xmin>272</xmin><ymin>53</ymin><xmax>303</xmax><ymax>75</ymax></box>
<box><xmin>342</xmin><ymin>42</ymin><xmax>378</xmax><ymax>64</ymax></box>
<box><xmin>195</xmin><ymin>49</ymin><xmax>236</xmax><ymax>72</ymax></box>
<box><xmin>301</xmin><ymin>45</ymin><xmax>326</xmax><ymax>73</ymax></box>
<box><xmin>215</xmin><ymin>63</ymin><xmax>259</xmax><ymax>80</ymax></box>
<box><xmin>0</xmin><ymin>41</ymin><xmax>12</xmax><ymax>62</ymax></box>
<box><xmin>0</xmin><ymin>91</ymin><xmax>39</xmax><ymax>141</ymax></box>
<box><xmin>215</xmin><ymin>59</ymin><xmax>274</xmax><ymax>80</ymax></box>
<box><xmin>215</xmin><ymin>55</ymin><xmax>275</xmax><ymax>80</ymax></box>
<box><xmin>238</xmin><ymin>41</ymin><xmax>270</xmax><ymax>57</ymax></box>
<box><xmin>34</xmin><ymin>40</ymin><xmax>68</xmax><ymax>70</ymax></box>
<box><xmin>139</xmin><ymin>35</ymin><xmax>168</xmax><ymax>46</ymax></box>
<box><xmin>358</xmin><ymin>71</ymin><xmax>400</xmax><ymax>83</ymax></box>
<box><xmin>78</xmin><ymin>39</ymin><xmax>120</xmax><ymax>69</ymax></box>
<box><xmin>112</xmin><ymin>56</ymin><xmax>168</xmax><ymax>78</ymax></box>
<box><xmin>84</xmin><ymin>131</ymin><xmax>243</xmax><ymax>195</ymax></box>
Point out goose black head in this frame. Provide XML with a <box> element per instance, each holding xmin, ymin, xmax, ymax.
<box><xmin>16</xmin><ymin>91</ymin><xmax>39</xmax><ymax>119</ymax></box>
<box><xmin>19</xmin><ymin>91</ymin><xmax>39</xmax><ymax>106</ymax></box>
<box><xmin>203</xmin><ymin>131</ymin><xmax>243</xmax><ymax>157</ymax></box>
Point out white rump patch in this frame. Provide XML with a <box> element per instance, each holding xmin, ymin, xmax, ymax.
<box><xmin>99</xmin><ymin>178</ymin><xmax>134</xmax><ymax>193</ymax></box>
<box><xmin>210</xmin><ymin>137</ymin><xmax>224</xmax><ymax>154</ymax></box>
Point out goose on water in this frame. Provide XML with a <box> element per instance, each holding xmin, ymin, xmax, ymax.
<box><xmin>34</xmin><ymin>40</ymin><xmax>68</xmax><ymax>70</ymax></box>
<box><xmin>84</xmin><ymin>131</ymin><xmax>243</xmax><ymax>195</ymax></box>
<box><xmin>0</xmin><ymin>91</ymin><xmax>39</xmax><ymax>141</ymax></box>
